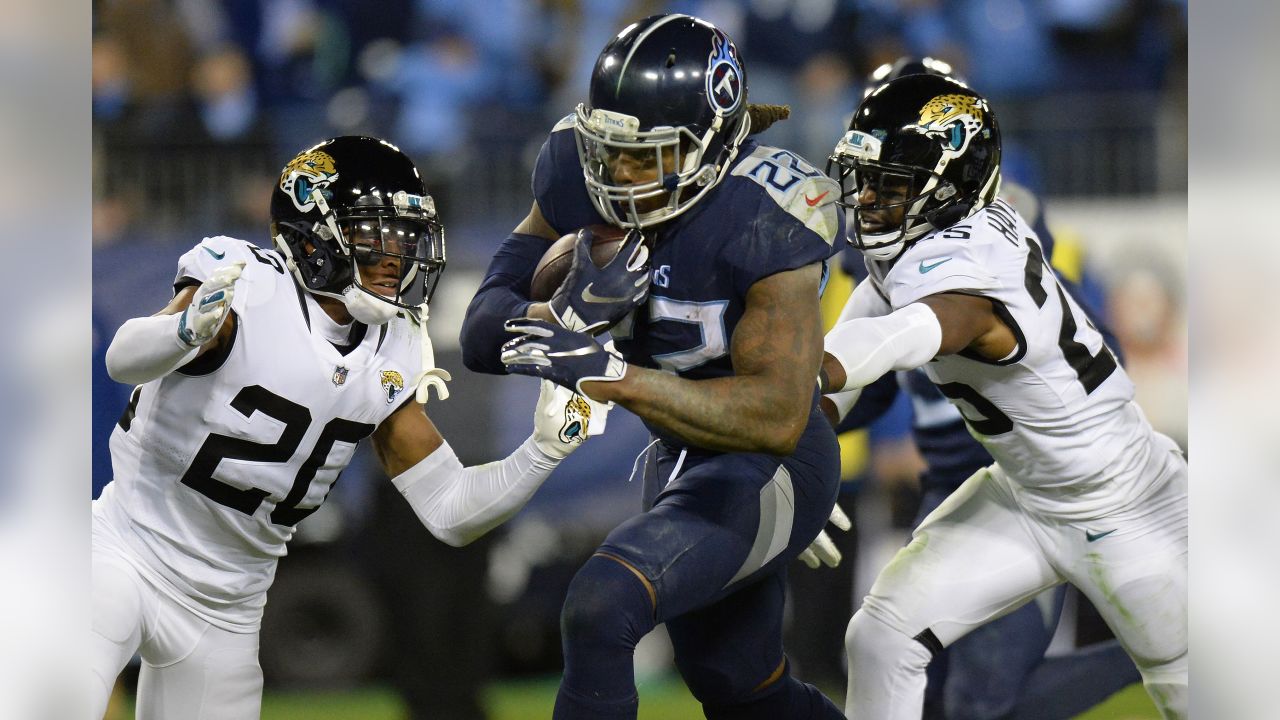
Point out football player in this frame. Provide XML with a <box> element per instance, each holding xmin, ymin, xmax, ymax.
<box><xmin>829</xmin><ymin>58</ymin><xmax>1141</xmax><ymax>720</ymax></box>
<box><xmin>460</xmin><ymin>14</ymin><xmax>849</xmax><ymax>720</ymax></box>
<box><xmin>91</xmin><ymin>136</ymin><xmax>599</xmax><ymax>720</ymax></box>
<box><xmin>820</xmin><ymin>75</ymin><xmax>1187</xmax><ymax>719</ymax></box>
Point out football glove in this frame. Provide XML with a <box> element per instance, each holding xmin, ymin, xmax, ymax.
<box><xmin>501</xmin><ymin>318</ymin><xmax>627</xmax><ymax>396</ymax></box>
<box><xmin>798</xmin><ymin>503</ymin><xmax>852</xmax><ymax>569</ymax></box>
<box><xmin>531</xmin><ymin>380</ymin><xmax>612</xmax><ymax>460</ymax></box>
<box><xmin>548</xmin><ymin>228</ymin><xmax>651</xmax><ymax>334</ymax></box>
<box><xmin>177</xmin><ymin>261</ymin><xmax>245</xmax><ymax>348</ymax></box>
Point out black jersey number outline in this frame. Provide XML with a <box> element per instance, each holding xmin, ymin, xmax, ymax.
<box><xmin>179</xmin><ymin>385</ymin><xmax>375</xmax><ymax>526</ymax></box>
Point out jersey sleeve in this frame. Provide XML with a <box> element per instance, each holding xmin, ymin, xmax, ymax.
<box><xmin>531</xmin><ymin>115</ymin><xmax>604</xmax><ymax>236</ymax></box>
<box><xmin>173</xmin><ymin>236</ymin><xmax>244</xmax><ymax>289</ymax></box>
<box><xmin>882</xmin><ymin>229</ymin><xmax>1000</xmax><ymax>309</ymax></box>
<box><xmin>725</xmin><ymin>154</ymin><xmax>845</xmax><ymax>295</ymax></box>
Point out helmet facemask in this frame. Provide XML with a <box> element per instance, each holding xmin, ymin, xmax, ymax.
<box><xmin>574</xmin><ymin>105</ymin><xmax>749</xmax><ymax>229</ymax></box>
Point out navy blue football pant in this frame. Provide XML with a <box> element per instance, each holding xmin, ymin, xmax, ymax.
<box><xmin>915</xmin><ymin>487</ymin><xmax>1141</xmax><ymax>720</ymax></box>
<box><xmin>553</xmin><ymin>414</ymin><xmax>844</xmax><ymax>720</ymax></box>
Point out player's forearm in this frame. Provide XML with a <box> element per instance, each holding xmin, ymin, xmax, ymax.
<box><xmin>460</xmin><ymin>232</ymin><xmax>553</xmax><ymax>374</ymax></box>
<box><xmin>392</xmin><ymin>436</ymin><xmax>560</xmax><ymax>547</ymax></box>
<box><xmin>822</xmin><ymin>303</ymin><xmax>942</xmax><ymax>393</ymax></box>
<box><xmin>588</xmin><ymin>367</ymin><xmax>811</xmax><ymax>455</ymax></box>
<box><xmin>105</xmin><ymin>313</ymin><xmax>199</xmax><ymax>385</ymax></box>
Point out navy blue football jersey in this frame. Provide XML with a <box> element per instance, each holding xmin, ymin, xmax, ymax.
<box><xmin>534</xmin><ymin>115</ymin><xmax>844</xmax><ymax>446</ymax></box>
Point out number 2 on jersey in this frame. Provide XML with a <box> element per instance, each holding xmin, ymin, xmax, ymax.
<box><xmin>1024</xmin><ymin>238</ymin><xmax>1117</xmax><ymax>393</ymax></box>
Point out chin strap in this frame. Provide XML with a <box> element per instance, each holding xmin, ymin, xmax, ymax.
<box><xmin>413</xmin><ymin>300</ymin><xmax>452</xmax><ymax>403</ymax></box>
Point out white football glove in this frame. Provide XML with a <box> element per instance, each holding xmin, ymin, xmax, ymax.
<box><xmin>532</xmin><ymin>379</ymin><xmax>612</xmax><ymax>460</ymax></box>
<box><xmin>177</xmin><ymin>261</ymin><xmax>245</xmax><ymax>348</ymax></box>
<box><xmin>798</xmin><ymin>503</ymin><xmax>852</xmax><ymax>569</ymax></box>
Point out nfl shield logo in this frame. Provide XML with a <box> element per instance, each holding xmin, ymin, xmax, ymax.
<box><xmin>332</xmin><ymin>366</ymin><xmax>349</xmax><ymax>386</ymax></box>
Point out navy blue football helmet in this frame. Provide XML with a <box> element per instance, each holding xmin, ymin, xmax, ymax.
<box><xmin>828</xmin><ymin>74</ymin><xmax>1001</xmax><ymax>261</ymax></box>
<box><xmin>270</xmin><ymin>136</ymin><xmax>446</xmax><ymax>317</ymax></box>
<box><xmin>574</xmin><ymin>14</ymin><xmax>751</xmax><ymax>229</ymax></box>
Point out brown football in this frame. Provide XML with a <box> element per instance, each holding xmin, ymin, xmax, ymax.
<box><xmin>529</xmin><ymin>224</ymin><xmax>631</xmax><ymax>302</ymax></box>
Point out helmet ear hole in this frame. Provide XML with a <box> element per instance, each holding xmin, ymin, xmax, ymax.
<box><xmin>926</xmin><ymin>202</ymin><xmax>970</xmax><ymax>229</ymax></box>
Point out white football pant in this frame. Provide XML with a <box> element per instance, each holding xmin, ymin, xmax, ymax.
<box><xmin>845</xmin><ymin>438</ymin><xmax>1187</xmax><ymax>720</ymax></box>
<box><xmin>90</xmin><ymin>541</ymin><xmax>262</xmax><ymax>720</ymax></box>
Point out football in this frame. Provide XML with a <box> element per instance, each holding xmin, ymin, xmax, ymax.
<box><xmin>529</xmin><ymin>224</ymin><xmax>631</xmax><ymax>301</ymax></box>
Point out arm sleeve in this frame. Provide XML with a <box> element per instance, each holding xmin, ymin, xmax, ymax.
<box><xmin>104</xmin><ymin>313</ymin><xmax>199</xmax><ymax>385</ymax></box>
<box><xmin>459</xmin><ymin>232</ymin><xmax>553</xmax><ymax>374</ymax></box>
<box><xmin>390</xmin><ymin>436</ymin><xmax>559</xmax><ymax>547</ymax></box>
<box><xmin>825</xmin><ymin>302</ymin><xmax>943</xmax><ymax>391</ymax></box>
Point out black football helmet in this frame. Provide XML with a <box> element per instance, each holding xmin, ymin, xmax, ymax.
<box><xmin>828</xmin><ymin>74</ymin><xmax>1001</xmax><ymax>261</ymax></box>
<box><xmin>270</xmin><ymin>136</ymin><xmax>445</xmax><ymax>321</ymax></box>
<box><xmin>574</xmin><ymin>14</ymin><xmax>751</xmax><ymax>229</ymax></box>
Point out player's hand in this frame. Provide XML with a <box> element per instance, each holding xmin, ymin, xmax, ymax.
<box><xmin>177</xmin><ymin>261</ymin><xmax>245</xmax><ymax>348</ymax></box>
<box><xmin>531</xmin><ymin>380</ymin><xmax>611</xmax><ymax>460</ymax></box>
<box><xmin>548</xmin><ymin>228</ymin><xmax>650</xmax><ymax>334</ymax></box>
<box><xmin>501</xmin><ymin>318</ymin><xmax>627</xmax><ymax>396</ymax></box>
<box><xmin>798</xmin><ymin>503</ymin><xmax>852</xmax><ymax>569</ymax></box>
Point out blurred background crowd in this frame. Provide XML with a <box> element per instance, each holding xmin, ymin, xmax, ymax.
<box><xmin>92</xmin><ymin>0</ymin><xmax>1187</xmax><ymax>717</ymax></box>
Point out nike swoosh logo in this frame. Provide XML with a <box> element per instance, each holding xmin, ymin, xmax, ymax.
<box><xmin>1085</xmin><ymin>529</ymin><xmax>1116</xmax><ymax>542</ymax></box>
<box><xmin>203</xmin><ymin>246</ymin><xmax>226</xmax><ymax>260</ymax></box>
<box><xmin>919</xmin><ymin>258</ymin><xmax>952</xmax><ymax>273</ymax></box>
<box><xmin>804</xmin><ymin>191</ymin><xmax>830</xmax><ymax>207</ymax></box>
<box><xmin>581</xmin><ymin>283</ymin><xmax>632</xmax><ymax>304</ymax></box>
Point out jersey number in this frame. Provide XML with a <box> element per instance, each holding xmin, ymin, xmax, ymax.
<box><xmin>936</xmin><ymin>382</ymin><xmax>1013</xmax><ymax>435</ymax></box>
<box><xmin>746</xmin><ymin>149</ymin><xmax>824</xmax><ymax>192</ymax></box>
<box><xmin>1024</xmin><ymin>238</ymin><xmax>1117</xmax><ymax>393</ymax></box>
<box><xmin>179</xmin><ymin>385</ymin><xmax>375</xmax><ymax>526</ymax></box>
<box><xmin>647</xmin><ymin>297</ymin><xmax>730</xmax><ymax>372</ymax></box>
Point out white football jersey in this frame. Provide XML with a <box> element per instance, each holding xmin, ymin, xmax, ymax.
<box><xmin>95</xmin><ymin>235</ymin><xmax>422</xmax><ymax>630</ymax></box>
<box><xmin>862</xmin><ymin>199</ymin><xmax>1172</xmax><ymax>519</ymax></box>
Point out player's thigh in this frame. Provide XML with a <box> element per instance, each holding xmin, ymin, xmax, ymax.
<box><xmin>1061</xmin><ymin>458</ymin><xmax>1187</xmax><ymax>666</ymax></box>
<box><xmin>90</xmin><ymin>546</ymin><xmax>149</xmax><ymax>700</ymax></box>
<box><xmin>861</xmin><ymin>466</ymin><xmax>1060</xmax><ymax>646</ymax></box>
<box><xmin>600</xmin><ymin>451</ymin><xmax>837</xmax><ymax>622</ymax></box>
<box><xmin>136</xmin><ymin>600</ymin><xmax>263</xmax><ymax>720</ymax></box>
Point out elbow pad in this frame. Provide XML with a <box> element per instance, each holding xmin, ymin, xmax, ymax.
<box><xmin>824</xmin><ymin>303</ymin><xmax>942</xmax><ymax>392</ymax></box>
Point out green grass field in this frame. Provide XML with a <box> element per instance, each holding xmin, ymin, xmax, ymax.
<box><xmin>126</xmin><ymin>677</ymin><xmax>1158</xmax><ymax>719</ymax></box>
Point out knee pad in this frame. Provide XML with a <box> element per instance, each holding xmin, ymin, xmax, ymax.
<box><xmin>845</xmin><ymin>610</ymin><xmax>935</xmax><ymax>669</ymax></box>
<box><xmin>560</xmin><ymin>554</ymin><xmax>656</xmax><ymax>655</ymax></box>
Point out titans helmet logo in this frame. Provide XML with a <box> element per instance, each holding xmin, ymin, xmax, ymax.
<box><xmin>558</xmin><ymin>394</ymin><xmax>592</xmax><ymax>444</ymax></box>
<box><xmin>907</xmin><ymin>94</ymin><xmax>987</xmax><ymax>159</ymax></box>
<box><xmin>705</xmin><ymin>32</ymin><xmax>744</xmax><ymax>116</ymax></box>
<box><xmin>279</xmin><ymin>149</ymin><xmax>340</xmax><ymax>213</ymax></box>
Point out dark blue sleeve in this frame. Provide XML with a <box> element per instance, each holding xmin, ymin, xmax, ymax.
<box><xmin>532</xmin><ymin>124</ymin><xmax>603</xmax><ymax>236</ymax></box>
<box><xmin>459</xmin><ymin>232</ymin><xmax>553</xmax><ymax>374</ymax></box>
<box><xmin>835</xmin><ymin>372</ymin><xmax>900</xmax><ymax>433</ymax></box>
<box><xmin>728</xmin><ymin>189</ymin><xmax>845</xmax><ymax>296</ymax></box>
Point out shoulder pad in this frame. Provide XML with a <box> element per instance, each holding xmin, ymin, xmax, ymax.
<box><xmin>551</xmin><ymin>113</ymin><xmax>576</xmax><ymax>133</ymax></box>
<box><xmin>175</xmin><ymin>236</ymin><xmax>283</xmax><ymax>310</ymax></box>
<box><xmin>730</xmin><ymin>145</ymin><xmax>841</xmax><ymax>246</ymax></box>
